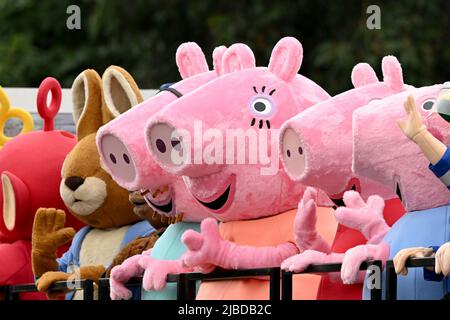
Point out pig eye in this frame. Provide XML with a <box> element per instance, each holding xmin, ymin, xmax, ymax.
<box><xmin>421</xmin><ymin>99</ymin><xmax>435</xmax><ymax>111</ymax></box>
<box><xmin>249</xmin><ymin>97</ymin><xmax>275</xmax><ymax>118</ymax></box>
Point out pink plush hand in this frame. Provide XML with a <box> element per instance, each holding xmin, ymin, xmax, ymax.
<box><xmin>139</xmin><ymin>255</ymin><xmax>190</xmax><ymax>291</ymax></box>
<box><xmin>281</xmin><ymin>250</ymin><xmax>344</xmax><ymax>273</ymax></box>
<box><xmin>334</xmin><ymin>191</ymin><xmax>389</xmax><ymax>243</ymax></box>
<box><xmin>109</xmin><ymin>253</ymin><xmax>145</xmax><ymax>300</ymax></box>
<box><xmin>294</xmin><ymin>187</ymin><xmax>331</xmax><ymax>253</ymax></box>
<box><xmin>181</xmin><ymin>218</ymin><xmax>224</xmax><ymax>269</ymax></box>
<box><xmin>341</xmin><ymin>243</ymin><xmax>390</xmax><ymax>284</ymax></box>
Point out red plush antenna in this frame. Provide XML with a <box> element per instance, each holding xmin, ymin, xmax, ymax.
<box><xmin>36</xmin><ymin>77</ymin><xmax>62</xmax><ymax>131</ymax></box>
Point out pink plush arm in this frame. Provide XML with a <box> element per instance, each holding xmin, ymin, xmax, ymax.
<box><xmin>334</xmin><ymin>191</ymin><xmax>390</xmax><ymax>244</ymax></box>
<box><xmin>139</xmin><ymin>255</ymin><xmax>194</xmax><ymax>291</ymax></box>
<box><xmin>109</xmin><ymin>252</ymin><xmax>146</xmax><ymax>300</ymax></box>
<box><xmin>181</xmin><ymin>218</ymin><xmax>299</xmax><ymax>270</ymax></box>
<box><xmin>341</xmin><ymin>242</ymin><xmax>390</xmax><ymax>284</ymax></box>
<box><xmin>294</xmin><ymin>187</ymin><xmax>331</xmax><ymax>253</ymax></box>
<box><xmin>281</xmin><ymin>250</ymin><xmax>344</xmax><ymax>272</ymax></box>
<box><xmin>333</xmin><ymin>191</ymin><xmax>391</xmax><ymax>284</ymax></box>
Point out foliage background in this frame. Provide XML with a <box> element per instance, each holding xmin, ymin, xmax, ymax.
<box><xmin>0</xmin><ymin>0</ymin><xmax>449</xmax><ymax>95</ymax></box>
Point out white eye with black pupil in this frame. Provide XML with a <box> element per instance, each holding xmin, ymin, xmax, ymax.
<box><xmin>251</xmin><ymin>98</ymin><xmax>273</xmax><ymax>116</ymax></box>
<box><xmin>421</xmin><ymin>99</ymin><xmax>435</xmax><ymax>111</ymax></box>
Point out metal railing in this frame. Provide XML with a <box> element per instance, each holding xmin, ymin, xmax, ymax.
<box><xmin>0</xmin><ymin>257</ymin><xmax>439</xmax><ymax>301</ymax></box>
<box><xmin>385</xmin><ymin>257</ymin><xmax>437</xmax><ymax>300</ymax></box>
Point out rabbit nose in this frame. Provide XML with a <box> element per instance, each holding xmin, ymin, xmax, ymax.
<box><xmin>281</xmin><ymin>127</ymin><xmax>306</xmax><ymax>180</ymax></box>
<box><xmin>99</xmin><ymin>134</ymin><xmax>137</xmax><ymax>183</ymax></box>
<box><xmin>65</xmin><ymin>176</ymin><xmax>85</xmax><ymax>191</ymax></box>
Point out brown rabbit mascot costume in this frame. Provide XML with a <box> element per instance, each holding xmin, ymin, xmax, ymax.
<box><xmin>31</xmin><ymin>66</ymin><xmax>161</xmax><ymax>299</ymax></box>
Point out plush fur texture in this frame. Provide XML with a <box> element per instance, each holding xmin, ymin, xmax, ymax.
<box><xmin>353</xmin><ymin>86</ymin><xmax>450</xmax><ymax>300</ymax></box>
<box><xmin>279</xmin><ymin>56</ymin><xmax>407</xmax><ymax>199</ymax></box>
<box><xmin>32</xmin><ymin>66</ymin><xmax>159</xmax><ymax>296</ymax></box>
<box><xmin>278</xmin><ymin>56</ymin><xmax>409</xmax><ymax>300</ymax></box>
<box><xmin>97</xmin><ymin>44</ymin><xmax>233</xmax><ymax>225</ymax></box>
<box><xmin>143</xmin><ymin>37</ymin><xmax>334</xmax><ymax>299</ymax></box>
<box><xmin>353</xmin><ymin>85</ymin><xmax>450</xmax><ymax>211</ymax></box>
<box><xmin>105</xmin><ymin>43</ymin><xmax>225</xmax><ymax>300</ymax></box>
<box><xmin>146</xmin><ymin>37</ymin><xmax>331</xmax><ymax>222</ymax></box>
<box><xmin>0</xmin><ymin>78</ymin><xmax>84</xmax><ymax>299</ymax></box>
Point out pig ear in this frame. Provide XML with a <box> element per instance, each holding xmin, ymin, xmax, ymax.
<box><xmin>221</xmin><ymin>44</ymin><xmax>256</xmax><ymax>74</ymax></box>
<box><xmin>0</xmin><ymin>172</ymin><xmax>30</xmax><ymax>234</ymax></box>
<box><xmin>382</xmin><ymin>56</ymin><xmax>404</xmax><ymax>91</ymax></box>
<box><xmin>212</xmin><ymin>45</ymin><xmax>227</xmax><ymax>76</ymax></box>
<box><xmin>176</xmin><ymin>42</ymin><xmax>209</xmax><ymax>79</ymax></box>
<box><xmin>351</xmin><ymin>63</ymin><xmax>379</xmax><ymax>88</ymax></box>
<box><xmin>102</xmin><ymin>65</ymin><xmax>143</xmax><ymax>119</ymax></box>
<box><xmin>268</xmin><ymin>37</ymin><xmax>303</xmax><ymax>82</ymax></box>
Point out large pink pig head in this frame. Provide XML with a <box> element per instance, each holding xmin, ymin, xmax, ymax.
<box><xmin>353</xmin><ymin>84</ymin><xmax>450</xmax><ymax>212</ymax></box>
<box><xmin>279</xmin><ymin>56</ymin><xmax>407</xmax><ymax>206</ymax></box>
<box><xmin>97</xmin><ymin>43</ymin><xmax>226</xmax><ymax>222</ymax></box>
<box><xmin>145</xmin><ymin>37</ymin><xmax>331</xmax><ymax>222</ymax></box>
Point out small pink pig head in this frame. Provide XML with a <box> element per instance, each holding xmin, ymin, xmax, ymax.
<box><xmin>145</xmin><ymin>37</ymin><xmax>331</xmax><ymax>222</ymax></box>
<box><xmin>279</xmin><ymin>56</ymin><xmax>407</xmax><ymax>205</ymax></box>
<box><xmin>97</xmin><ymin>43</ymin><xmax>227</xmax><ymax>222</ymax></box>
<box><xmin>353</xmin><ymin>84</ymin><xmax>450</xmax><ymax>212</ymax></box>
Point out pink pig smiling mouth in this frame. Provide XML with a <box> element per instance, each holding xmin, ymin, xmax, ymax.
<box><xmin>184</xmin><ymin>174</ymin><xmax>236</xmax><ymax>213</ymax></box>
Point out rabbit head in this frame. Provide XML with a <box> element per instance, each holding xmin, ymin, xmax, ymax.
<box><xmin>60</xmin><ymin>66</ymin><xmax>144</xmax><ymax>228</ymax></box>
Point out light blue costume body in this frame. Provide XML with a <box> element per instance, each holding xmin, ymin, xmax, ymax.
<box><xmin>364</xmin><ymin>147</ymin><xmax>450</xmax><ymax>300</ymax></box>
<box><xmin>141</xmin><ymin>222</ymin><xmax>200</xmax><ymax>300</ymax></box>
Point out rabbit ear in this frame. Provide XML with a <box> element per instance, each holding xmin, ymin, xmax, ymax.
<box><xmin>382</xmin><ymin>55</ymin><xmax>404</xmax><ymax>91</ymax></box>
<box><xmin>212</xmin><ymin>45</ymin><xmax>227</xmax><ymax>76</ymax></box>
<box><xmin>176</xmin><ymin>42</ymin><xmax>209</xmax><ymax>79</ymax></box>
<box><xmin>102</xmin><ymin>66</ymin><xmax>143</xmax><ymax>119</ymax></box>
<box><xmin>221</xmin><ymin>44</ymin><xmax>256</xmax><ymax>75</ymax></box>
<box><xmin>268</xmin><ymin>37</ymin><xmax>303</xmax><ymax>82</ymax></box>
<box><xmin>351</xmin><ymin>63</ymin><xmax>379</xmax><ymax>88</ymax></box>
<box><xmin>72</xmin><ymin>69</ymin><xmax>104</xmax><ymax>140</ymax></box>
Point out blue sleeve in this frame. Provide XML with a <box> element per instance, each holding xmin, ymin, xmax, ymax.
<box><xmin>429</xmin><ymin>147</ymin><xmax>450</xmax><ymax>190</ymax></box>
<box><xmin>56</xmin><ymin>250</ymin><xmax>73</xmax><ymax>272</ymax></box>
<box><xmin>423</xmin><ymin>246</ymin><xmax>445</xmax><ymax>282</ymax></box>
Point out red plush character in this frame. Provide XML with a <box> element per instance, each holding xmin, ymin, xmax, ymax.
<box><xmin>0</xmin><ymin>78</ymin><xmax>84</xmax><ymax>299</ymax></box>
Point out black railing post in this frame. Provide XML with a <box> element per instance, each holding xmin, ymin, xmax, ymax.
<box><xmin>186</xmin><ymin>279</ymin><xmax>197</xmax><ymax>300</ymax></box>
<box><xmin>2</xmin><ymin>286</ymin><xmax>11</xmax><ymax>301</ymax></box>
<box><xmin>368</xmin><ymin>260</ymin><xmax>382</xmax><ymax>301</ymax></box>
<box><xmin>98</xmin><ymin>278</ymin><xmax>111</xmax><ymax>300</ymax></box>
<box><xmin>83</xmin><ymin>280</ymin><xmax>94</xmax><ymax>300</ymax></box>
<box><xmin>176</xmin><ymin>274</ymin><xmax>187</xmax><ymax>301</ymax></box>
<box><xmin>385</xmin><ymin>260</ymin><xmax>397</xmax><ymax>301</ymax></box>
<box><xmin>269</xmin><ymin>268</ymin><xmax>281</xmax><ymax>300</ymax></box>
<box><xmin>281</xmin><ymin>271</ymin><xmax>292</xmax><ymax>301</ymax></box>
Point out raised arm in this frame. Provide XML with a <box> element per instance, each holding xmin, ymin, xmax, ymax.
<box><xmin>397</xmin><ymin>95</ymin><xmax>447</xmax><ymax>165</ymax></box>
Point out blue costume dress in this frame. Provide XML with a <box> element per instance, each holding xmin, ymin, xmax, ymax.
<box><xmin>363</xmin><ymin>147</ymin><xmax>450</xmax><ymax>300</ymax></box>
<box><xmin>141</xmin><ymin>222</ymin><xmax>200</xmax><ymax>300</ymax></box>
<box><xmin>57</xmin><ymin>220</ymin><xmax>155</xmax><ymax>300</ymax></box>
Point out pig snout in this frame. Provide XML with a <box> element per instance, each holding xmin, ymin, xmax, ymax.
<box><xmin>98</xmin><ymin>134</ymin><xmax>137</xmax><ymax>184</ymax></box>
<box><xmin>280</xmin><ymin>127</ymin><xmax>307</xmax><ymax>180</ymax></box>
<box><xmin>146</xmin><ymin>121</ymin><xmax>223</xmax><ymax>178</ymax></box>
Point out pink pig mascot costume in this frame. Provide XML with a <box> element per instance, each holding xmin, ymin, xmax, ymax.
<box><xmin>348</xmin><ymin>85</ymin><xmax>450</xmax><ymax>299</ymax></box>
<box><xmin>98</xmin><ymin>43</ymin><xmax>226</xmax><ymax>300</ymax></box>
<box><xmin>279</xmin><ymin>56</ymin><xmax>407</xmax><ymax>299</ymax></box>
<box><xmin>144</xmin><ymin>37</ymin><xmax>336</xmax><ymax>299</ymax></box>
